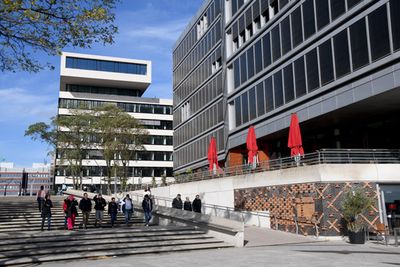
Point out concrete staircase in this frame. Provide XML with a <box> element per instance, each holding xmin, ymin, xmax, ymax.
<box><xmin>0</xmin><ymin>196</ymin><xmax>233</xmax><ymax>265</ymax></box>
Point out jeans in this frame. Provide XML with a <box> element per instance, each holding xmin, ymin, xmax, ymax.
<box><xmin>82</xmin><ymin>211</ymin><xmax>90</xmax><ymax>228</ymax></box>
<box><xmin>95</xmin><ymin>210</ymin><xmax>104</xmax><ymax>226</ymax></box>
<box><xmin>110</xmin><ymin>212</ymin><xmax>117</xmax><ymax>226</ymax></box>
<box><xmin>124</xmin><ymin>209</ymin><xmax>133</xmax><ymax>224</ymax></box>
<box><xmin>37</xmin><ymin>198</ymin><xmax>44</xmax><ymax>212</ymax></box>
<box><xmin>144</xmin><ymin>211</ymin><xmax>152</xmax><ymax>225</ymax></box>
<box><xmin>41</xmin><ymin>215</ymin><xmax>51</xmax><ymax>230</ymax></box>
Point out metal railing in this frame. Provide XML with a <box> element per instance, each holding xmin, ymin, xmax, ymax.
<box><xmin>171</xmin><ymin>149</ymin><xmax>400</xmax><ymax>185</ymax></box>
<box><xmin>129</xmin><ymin>192</ymin><xmax>269</xmax><ymax>226</ymax></box>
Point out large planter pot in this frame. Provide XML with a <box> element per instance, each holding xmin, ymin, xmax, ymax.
<box><xmin>348</xmin><ymin>230</ymin><xmax>365</xmax><ymax>244</ymax></box>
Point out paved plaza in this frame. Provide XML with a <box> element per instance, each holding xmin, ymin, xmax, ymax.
<box><xmin>40</xmin><ymin>227</ymin><xmax>400</xmax><ymax>267</ymax></box>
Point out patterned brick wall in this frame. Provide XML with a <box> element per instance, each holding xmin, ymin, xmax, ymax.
<box><xmin>234</xmin><ymin>182</ymin><xmax>380</xmax><ymax>236</ymax></box>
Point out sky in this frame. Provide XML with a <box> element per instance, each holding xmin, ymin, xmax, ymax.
<box><xmin>0</xmin><ymin>0</ymin><xmax>203</xmax><ymax>167</ymax></box>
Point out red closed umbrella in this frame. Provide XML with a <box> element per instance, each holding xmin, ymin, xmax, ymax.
<box><xmin>246</xmin><ymin>126</ymin><xmax>258</xmax><ymax>165</ymax></box>
<box><xmin>208</xmin><ymin>137</ymin><xmax>218</xmax><ymax>172</ymax></box>
<box><xmin>288</xmin><ymin>113</ymin><xmax>304</xmax><ymax>157</ymax></box>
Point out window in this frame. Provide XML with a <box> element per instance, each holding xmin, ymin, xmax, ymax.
<box><xmin>350</xmin><ymin>18</ymin><xmax>369</xmax><ymax>70</ymax></box>
<box><xmin>316</xmin><ymin>0</ymin><xmax>330</xmax><ymax>30</ymax></box>
<box><xmin>331</xmin><ymin>0</ymin><xmax>345</xmax><ymax>20</ymax></box>
<box><xmin>264</xmin><ymin>77</ymin><xmax>274</xmax><ymax>112</ymax></box>
<box><xmin>247</xmin><ymin>48</ymin><xmax>255</xmax><ymax>79</ymax></box>
<box><xmin>279</xmin><ymin>0</ymin><xmax>289</xmax><ymax>9</ymax></box>
<box><xmin>284</xmin><ymin>64</ymin><xmax>294</xmax><ymax>103</ymax></box>
<box><xmin>240</xmin><ymin>53</ymin><xmax>247</xmax><ymax>84</ymax></box>
<box><xmin>281</xmin><ymin>17</ymin><xmax>291</xmax><ymax>55</ymax></box>
<box><xmin>249</xmin><ymin>87</ymin><xmax>257</xmax><ymax>120</ymax></box>
<box><xmin>235</xmin><ymin>98</ymin><xmax>242</xmax><ymax>127</ymax></box>
<box><xmin>319</xmin><ymin>40</ymin><xmax>334</xmax><ymax>85</ymax></box>
<box><xmin>390</xmin><ymin>0</ymin><xmax>400</xmax><ymax>51</ymax></box>
<box><xmin>262</xmin><ymin>33</ymin><xmax>272</xmax><ymax>68</ymax></box>
<box><xmin>232</xmin><ymin>0</ymin><xmax>238</xmax><ymax>15</ymax></box>
<box><xmin>334</xmin><ymin>29</ymin><xmax>350</xmax><ymax>78</ymax></box>
<box><xmin>256</xmin><ymin>82</ymin><xmax>265</xmax><ymax>117</ymax></box>
<box><xmin>271</xmin><ymin>25</ymin><xmax>281</xmax><ymax>61</ymax></box>
<box><xmin>291</xmin><ymin>7</ymin><xmax>303</xmax><ymax>48</ymax></box>
<box><xmin>368</xmin><ymin>5</ymin><xmax>391</xmax><ymax>61</ymax></box>
<box><xmin>347</xmin><ymin>0</ymin><xmax>362</xmax><ymax>9</ymax></box>
<box><xmin>241</xmin><ymin>92</ymin><xmax>249</xmax><ymax>124</ymax></box>
<box><xmin>274</xmin><ymin>70</ymin><xmax>284</xmax><ymax>107</ymax></box>
<box><xmin>306</xmin><ymin>49</ymin><xmax>319</xmax><ymax>92</ymax></box>
<box><xmin>234</xmin><ymin>60</ymin><xmax>240</xmax><ymax>88</ymax></box>
<box><xmin>254</xmin><ymin>40</ymin><xmax>263</xmax><ymax>74</ymax></box>
<box><xmin>303</xmin><ymin>0</ymin><xmax>316</xmax><ymax>39</ymax></box>
<box><xmin>294</xmin><ymin>57</ymin><xmax>307</xmax><ymax>97</ymax></box>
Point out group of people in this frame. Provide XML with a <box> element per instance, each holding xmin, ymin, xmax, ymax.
<box><xmin>172</xmin><ymin>194</ymin><xmax>202</xmax><ymax>213</ymax></box>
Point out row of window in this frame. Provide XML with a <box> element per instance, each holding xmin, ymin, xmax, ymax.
<box><xmin>174</xmin><ymin>128</ymin><xmax>224</xmax><ymax>169</ymax></box>
<box><xmin>173</xmin><ymin>73</ymin><xmax>223</xmax><ymax>126</ymax></box>
<box><xmin>231</xmin><ymin>0</ymin><xmax>364</xmax><ymax>89</ymax></box>
<box><xmin>173</xmin><ymin>0</ymin><xmax>222</xmax><ymax>68</ymax></box>
<box><xmin>174</xmin><ymin>48</ymin><xmax>222</xmax><ymax>107</ymax></box>
<box><xmin>229</xmin><ymin>0</ymin><xmax>290</xmax><ymax>20</ymax></box>
<box><xmin>56</xmin><ymin>167</ymin><xmax>173</xmax><ymax>177</ymax></box>
<box><xmin>59</xmin><ymin>98</ymin><xmax>172</xmax><ymax>115</ymax></box>
<box><xmin>231</xmin><ymin>2</ymin><xmax>400</xmax><ymax>128</ymax></box>
<box><xmin>174</xmin><ymin>101</ymin><xmax>224</xmax><ymax>149</ymax></box>
<box><xmin>173</xmin><ymin>19</ymin><xmax>222</xmax><ymax>88</ymax></box>
<box><xmin>62</xmin><ymin>84</ymin><xmax>142</xmax><ymax>97</ymax></box>
<box><xmin>0</xmin><ymin>174</ymin><xmax>50</xmax><ymax>178</ymax></box>
<box><xmin>57</xmin><ymin>150</ymin><xmax>172</xmax><ymax>161</ymax></box>
<box><xmin>66</xmin><ymin>57</ymin><xmax>147</xmax><ymax>75</ymax></box>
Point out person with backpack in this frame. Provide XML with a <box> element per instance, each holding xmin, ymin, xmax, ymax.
<box><xmin>108</xmin><ymin>197</ymin><xmax>119</xmax><ymax>227</ymax></box>
<box><xmin>93</xmin><ymin>193</ymin><xmax>107</xmax><ymax>227</ymax></box>
<box><xmin>142</xmin><ymin>194</ymin><xmax>153</xmax><ymax>226</ymax></box>
<box><xmin>78</xmin><ymin>193</ymin><xmax>92</xmax><ymax>229</ymax></box>
<box><xmin>41</xmin><ymin>194</ymin><xmax>53</xmax><ymax>231</ymax></box>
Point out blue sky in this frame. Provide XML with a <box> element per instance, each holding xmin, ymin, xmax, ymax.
<box><xmin>0</xmin><ymin>0</ymin><xmax>203</xmax><ymax>167</ymax></box>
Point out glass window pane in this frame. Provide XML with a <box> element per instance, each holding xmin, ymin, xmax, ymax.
<box><xmin>284</xmin><ymin>64</ymin><xmax>294</xmax><ymax>103</ymax></box>
<box><xmin>390</xmin><ymin>0</ymin><xmax>400</xmax><ymax>51</ymax></box>
<box><xmin>331</xmin><ymin>0</ymin><xmax>345</xmax><ymax>20</ymax></box>
<box><xmin>281</xmin><ymin>17</ymin><xmax>291</xmax><ymax>55</ymax></box>
<box><xmin>368</xmin><ymin>5</ymin><xmax>391</xmax><ymax>61</ymax></box>
<box><xmin>334</xmin><ymin>29</ymin><xmax>351</xmax><ymax>78</ymax></box>
<box><xmin>240</xmin><ymin>53</ymin><xmax>247</xmax><ymax>84</ymax></box>
<box><xmin>291</xmin><ymin>7</ymin><xmax>303</xmax><ymax>48</ymax></box>
<box><xmin>254</xmin><ymin>40</ymin><xmax>263</xmax><ymax>73</ymax></box>
<box><xmin>247</xmin><ymin>48</ymin><xmax>255</xmax><ymax>79</ymax></box>
<box><xmin>319</xmin><ymin>40</ymin><xmax>334</xmax><ymax>85</ymax></box>
<box><xmin>241</xmin><ymin>92</ymin><xmax>249</xmax><ymax>124</ymax></box>
<box><xmin>303</xmin><ymin>0</ymin><xmax>316</xmax><ymax>39</ymax></box>
<box><xmin>264</xmin><ymin>77</ymin><xmax>274</xmax><ymax>112</ymax></box>
<box><xmin>272</xmin><ymin>25</ymin><xmax>281</xmax><ymax>62</ymax></box>
<box><xmin>234</xmin><ymin>60</ymin><xmax>240</xmax><ymax>88</ymax></box>
<box><xmin>294</xmin><ymin>57</ymin><xmax>307</xmax><ymax>97</ymax></box>
<box><xmin>350</xmin><ymin>18</ymin><xmax>369</xmax><ymax>70</ymax></box>
<box><xmin>347</xmin><ymin>0</ymin><xmax>362</xmax><ymax>9</ymax></box>
<box><xmin>262</xmin><ymin>33</ymin><xmax>272</xmax><ymax>68</ymax></box>
<box><xmin>249</xmin><ymin>87</ymin><xmax>256</xmax><ymax>120</ymax></box>
<box><xmin>274</xmin><ymin>70</ymin><xmax>284</xmax><ymax>107</ymax></box>
<box><xmin>256</xmin><ymin>82</ymin><xmax>265</xmax><ymax>117</ymax></box>
<box><xmin>316</xmin><ymin>0</ymin><xmax>330</xmax><ymax>30</ymax></box>
<box><xmin>306</xmin><ymin>48</ymin><xmax>319</xmax><ymax>92</ymax></box>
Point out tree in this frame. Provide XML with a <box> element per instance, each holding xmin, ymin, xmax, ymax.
<box><xmin>93</xmin><ymin>105</ymin><xmax>147</xmax><ymax>194</ymax></box>
<box><xmin>1</xmin><ymin>0</ymin><xmax>118</xmax><ymax>72</ymax></box>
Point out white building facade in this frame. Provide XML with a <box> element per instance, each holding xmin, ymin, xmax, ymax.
<box><xmin>55</xmin><ymin>52</ymin><xmax>173</xmax><ymax>190</ymax></box>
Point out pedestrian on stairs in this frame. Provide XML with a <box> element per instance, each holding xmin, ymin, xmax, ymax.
<box><xmin>93</xmin><ymin>193</ymin><xmax>107</xmax><ymax>227</ymax></box>
<box><xmin>36</xmin><ymin>185</ymin><xmax>46</xmax><ymax>212</ymax></box>
<box><xmin>184</xmin><ymin>197</ymin><xmax>192</xmax><ymax>211</ymax></box>
<box><xmin>108</xmin><ymin>197</ymin><xmax>119</xmax><ymax>227</ymax></box>
<box><xmin>122</xmin><ymin>194</ymin><xmax>133</xmax><ymax>225</ymax></box>
<box><xmin>142</xmin><ymin>194</ymin><xmax>153</xmax><ymax>226</ymax></box>
<box><xmin>79</xmin><ymin>193</ymin><xmax>92</xmax><ymax>229</ymax></box>
<box><xmin>41</xmin><ymin>194</ymin><xmax>53</xmax><ymax>231</ymax></box>
<box><xmin>65</xmin><ymin>195</ymin><xmax>78</xmax><ymax>230</ymax></box>
<box><xmin>192</xmin><ymin>195</ymin><xmax>202</xmax><ymax>213</ymax></box>
<box><xmin>172</xmin><ymin>194</ymin><xmax>183</xmax><ymax>209</ymax></box>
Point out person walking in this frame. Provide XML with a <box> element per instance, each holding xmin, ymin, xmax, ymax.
<box><xmin>93</xmin><ymin>193</ymin><xmax>107</xmax><ymax>227</ymax></box>
<box><xmin>36</xmin><ymin>185</ymin><xmax>46</xmax><ymax>212</ymax></box>
<box><xmin>78</xmin><ymin>193</ymin><xmax>92</xmax><ymax>229</ymax></box>
<box><xmin>122</xmin><ymin>194</ymin><xmax>133</xmax><ymax>225</ymax></box>
<box><xmin>192</xmin><ymin>195</ymin><xmax>202</xmax><ymax>213</ymax></box>
<box><xmin>41</xmin><ymin>194</ymin><xmax>53</xmax><ymax>231</ymax></box>
<box><xmin>65</xmin><ymin>195</ymin><xmax>78</xmax><ymax>230</ymax></box>
<box><xmin>172</xmin><ymin>194</ymin><xmax>183</xmax><ymax>209</ymax></box>
<box><xmin>142</xmin><ymin>194</ymin><xmax>153</xmax><ymax>226</ymax></box>
<box><xmin>184</xmin><ymin>197</ymin><xmax>192</xmax><ymax>211</ymax></box>
<box><xmin>108</xmin><ymin>197</ymin><xmax>119</xmax><ymax>227</ymax></box>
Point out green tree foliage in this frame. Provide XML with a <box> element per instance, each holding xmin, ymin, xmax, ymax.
<box><xmin>0</xmin><ymin>0</ymin><xmax>118</xmax><ymax>72</ymax></box>
<box><xmin>342</xmin><ymin>188</ymin><xmax>374</xmax><ymax>232</ymax></box>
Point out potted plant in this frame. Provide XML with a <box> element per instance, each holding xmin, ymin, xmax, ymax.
<box><xmin>342</xmin><ymin>188</ymin><xmax>374</xmax><ymax>244</ymax></box>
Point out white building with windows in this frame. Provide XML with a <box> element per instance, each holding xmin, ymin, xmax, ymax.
<box><xmin>55</xmin><ymin>52</ymin><xmax>173</xmax><ymax>190</ymax></box>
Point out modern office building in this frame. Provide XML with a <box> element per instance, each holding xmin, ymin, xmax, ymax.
<box><xmin>0</xmin><ymin>162</ymin><xmax>51</xmax><ymax>196</ymax></box>
<box><xmin>173</xmin><ymin>0</ymin><xmax>400</xmax><ymax>173</ymax></box>
<box><xmin>55</xmin><ymin>52</ymin><xmax>173</xmax><ymax>189</ymax></box>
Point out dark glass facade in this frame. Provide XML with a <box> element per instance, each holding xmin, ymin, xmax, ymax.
<box><xmin>66</xmin><ymin>57</ymin><xmax>147</xmax><ymax>75</ymax></box>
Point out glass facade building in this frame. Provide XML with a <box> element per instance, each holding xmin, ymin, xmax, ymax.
<box><xmin>173</xmin><ymin>0</ymin><xmax>400</xmax><ymax>173</ymax></box>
